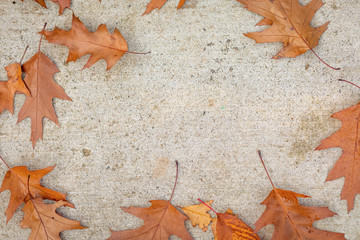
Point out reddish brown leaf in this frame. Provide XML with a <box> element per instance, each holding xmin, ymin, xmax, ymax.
<box><xmin>0</xmin><ymin>165</ymin><xmax>73</xmax><ymax>223</ymax></box>
<box><xmin>144</xmin><ymin>0</ymin><xmax>186</xmax><ymax>15</ymax></box>
<box><xmin>21</xmin><ymin>198</ymin><xmax>85</xmax><ymax>240</ymax></box>
<box><xmin>17</xmin><ymin>30</ymin><xmax>71</xmax><ymax>147</ymax></box>
<box><xmin>255</xmin><ymin>151</ymin><xmax>345</xmax><ymax>239</ymax></box>
<box><xmin>42</xmin><ymin>14</ymin><xmax>128</xmax><ymax>70</ymax></box>
<box><xmin>255</xmin><ymin>189</ymin><xmax>345</xmax><ymax>240</ymax></box>
<box><xmin>108</xmin><ymin>161</ymin><xmax>192</xmax><ymax>240</ymax></box>
<box><xmin>0</xmin><ymin>63</ymin><xmax>30</xmax><ymax>115</ymax></box>
<box><xmin>109</xmin><ymin>200</ymin><xmax>192</xmax><ymax>240</ymax></box>
<box><xmin>237</xmin><ymin>0</ymin><xmax>333</xmax><ymax>66</ymax></box>
<box><xmin>316</xmin><ymin>102</ymin><xmax>360</xmax><ymax>212</ymax></box>
<box><xmin>212</xmin><ymin>209</ymin><xmax>260</xmax><ymax>240</ymax></box>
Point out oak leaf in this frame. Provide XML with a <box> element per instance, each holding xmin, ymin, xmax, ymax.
<box><xmin>21</xmin><ymin>198</ymin><xmax>85</xmax><ymax>240</ymax></box>
<box><xmin>237</xmin><ymin>0</ymin><xmax>328</xmax><ymax>59</ymax></box>
<box><xmin>316</xmin><ymin>102</ymin><xmax>360</xmax><ymax>212</ymax></box>
<box><xmin>255</xmin><ymin>189</ymin><xmax>345</xmax><ymax>240</ymax></box>
<box><xmin>256</xmin><ymin>151</ymin><xmax>345</xmax><ymax>240</ymax></box>
<box><xmin>17</xmin><ymin>29</ymin><xmax>71</xmax><ymax>147</ymax></box>
<box><xmin>42</xmin><ymin>14</ymin><xmax>128</xmax><ymax>70</ymax></box>
<box><xmin>0</xmin><ymin>165</ymin><xmax>74</xmax><ymax>223</ymax></box>
<box><xmin>21</xmin><ymin>0</ymin><xmax>70</xmax><ymax>14</ymax></box>
<box><xmin>109</xmin><ymin>200</ymin><xmax>192</xmax><ymax>240</ymax></box>
<box><xmin>182</xmin><ymin>200</ymin><xmax>213</xmax><ymax>232</ymax></box>
<box><xmin>144</xmin><ymin>0</ymin><xmax>186</xmax><ymax>15</ymax></box>
<box><xmin>108</xmin><ymin>161</ymin><xmax>192</xmax><ymax>240</ymax></box>
<box><xmin>0</xmin><ymin>63</ymin><xmax>30</xmax><ymax>115</ymax></box>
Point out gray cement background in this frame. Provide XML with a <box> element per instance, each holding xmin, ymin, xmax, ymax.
<box><xmin>0</xmin><ymin>0</ymin><xmax>359</xmax><ymax>239</ymax></box>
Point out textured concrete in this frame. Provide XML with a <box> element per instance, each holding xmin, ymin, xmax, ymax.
<box><xmin>0</xmin><ymin>0</ymin><xmax>359</xmax><ymax>239</ymax></box>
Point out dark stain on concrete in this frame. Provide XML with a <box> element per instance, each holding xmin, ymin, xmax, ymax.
<box><xmin>82</xmin><ymin>149</ymin><xmax>91</xmax><ymax>157</ymax></box>
<box><xmin>289</xmin><ymin>110</ymin><xmax>337</xmax><ymax>164</ymax></box>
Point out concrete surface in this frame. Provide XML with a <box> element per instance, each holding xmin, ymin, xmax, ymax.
<box><xmin>0</xmin><ymin>0</ymin><xmax>359</xmax><ymax>239</ymax></box>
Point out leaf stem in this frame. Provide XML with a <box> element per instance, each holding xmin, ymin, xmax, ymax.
<box><xmin>169</xmin><ymin>160</ymin><xmax>179</xmax><ymax>202</ymax></box>
<box><xmin>20</xmin><ymin>46</ymin><xmax>29</xmax><ymax>65</ymax></box>
<box><xmin>0</xmin><ymin>154</ymin><xmax>11</xmax><ymax>171</ymax></box>
<box><xmin>39</xmin><ymin>22</ymin><xmax>47</xmax><ymax>52</ymax></box>
<box><xmin>126</xmin><ymin>51</ymin><xmax>151</xmax><ymax>55</ymax></box>
<box><xmin>197</xmin><ymin>198</ymin><xmax>218</xmax><ymax>215</ymax></box>
<box><xmin>27</xmin><ymin>175</ymin><xmax>31</xmax><ymax>196</ymax></box>
<box><xmin>257</xmin><ymin>150</ymin><xmax>276</xmax><ymax>190</ymax></box>
<box><xmin>338</xmin><ymin>79</ymin><xmax>360</xmax><ymax>89</ymax></box>
<box><xmin>309</xmin><ymin>48</ymin><xmax>340</xmax><ymax>70</ymax></box>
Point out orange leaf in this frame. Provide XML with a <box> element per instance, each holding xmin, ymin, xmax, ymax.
<box><xmin>0</xmin><ymin>63</ymin><xmax>30</xmax><ymax>115</ymax></box>
<box><xmin>0</xmin><ymin>165</ymin><xmax>74</xmax><ymax>223</ymax></box>
<box><xmin>212</xmin><ymin>209</ymin><xmax>259</xmax><ymax>240</ymax></box>
<box><xmin>316</xmin><ymin>102</ymin><xmax>360</xmax><ymax>212</ymax></box>
<box><xmin>21</xmin><ymin>0</ymin><xmax>70</xmax><ymax>14</ymax></box>
<box><xmin>42</xmin><ymin>14</ymin><xmax>128</xmax><ymax>71</ymax></box>
<box><xmin>238</xmin><ymin>0</ymin><xmax>328</xmax><ymax>59</ymax></box>
<box><xmin>17</xmin><ymin>29</ymin><xmax>71</xmax><ymax>147</ymax></box>
<box><xmin>21</xmin><ymin>198</ymin><xmax>85</xmax><ymax>240</ymax></box>
<box><xmin>49</xmin><ymin>0</ymin><xmax>71</xmax><ymax>14</ymax></box>
<box><xmin>108</xmin><ymin>200</ymin><xmax>192</xmax><ymax>240</ymax></box>
<box><xmin>255</xmin><ymin>189</ymin><xmax>345</xmax><ymax>239</ymax></box>
<box><xmin>109</xmin><ymin>161</ymin><xmax>192</xmax><ymax>239</ymax></box>
<box><xmin>256</xmin><ymin>151</ymin><xmax>345</xmax><ymax>239</ymax></box>
<box><xmin>182</xmin><ymin>200</ymin><xmax>213</xmax><ymax>232</ymax></box>
<box><xmin>144</xmin><ymin>0</ymin><xmax>186</xmax><ymax>15</ymax></box>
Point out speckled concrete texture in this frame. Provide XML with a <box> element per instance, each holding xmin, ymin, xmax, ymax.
<box><xmin>0</xmin><ymin>0</ymin><xmax>359</xmax><ymax>239</ymax></box>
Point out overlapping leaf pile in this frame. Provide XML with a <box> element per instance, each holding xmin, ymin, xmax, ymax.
<box><xmin>0</xmin><ymin>157</ymin><xmax>85</xmax><ymax>239</ymax></box>
<box><xmin>0</xmin><ymin>15</ymin><xmax>129</xmax><ymax>148</ymax></box>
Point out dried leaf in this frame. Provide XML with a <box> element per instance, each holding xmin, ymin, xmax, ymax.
<box><xmin>182</xmin><ymin>200</ymin><xmax>213</xmax><ymax>232</ymax></box>
<box><xmin>255</xmin><ymin>188</ymin><xmax>345</xmax><ymax>239</ymax></box>
<box><xmin>212</xmin><ymin>209</ymin><xmax>259</xmax><ymax>240</ymax></box>
<box><xmin>144</xmin><ymin>0</ymin><xmax>186</xmax><ymax>15</ymax></box>
<box><xmin>238</xmin><ymin>0</ymin><xmax>328</xmax><ymax>59</ymax></box>
<box><xmin>108</xmin><ymin>200</ymin><xmax>192</xmax><ymax>240</ymax></box>
<box><xmin>0</xmin><ymin>165</ymin><xmax>73</xmax><ymax>223</ymax></box>
<box><xmin>0</xmin><ymin>63</ymin><xmax>30</xmax><ymax>115</ymax></box>
<box><xmin>21</xmin><ymin>198</ymin><xmax>85</xmax><ymax>240</ymax></box>
<box><xmin>316</xmin><ymin>102</ymin><xmax>360</xmax><ymax>212</ymax></box>
<box><xmin>17</xmin><ymin>43</ymin><xmax>71</xmax><ymax>147</ymax></box>
<box><xmin>42</xmin><ymin>14</ymin><xmax>128</xmax><ymax>70</ymax></box>
<box><xmin>256</xmin><ymin>151</ymin><xmax>345</xmax><ymax>239</ymax></box>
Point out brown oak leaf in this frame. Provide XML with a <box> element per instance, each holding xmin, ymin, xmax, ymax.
<box><xmin>0</xmin><ymin>63</ymin><xmax>30</xmax><ymax>115</ymax></box>
<box><xmin>17</xmin><ymin>27</ymin><xmax>71</xmax><ymax>147</ymax></box>
<box><xmin>144</xmin><ymin>0</ymin><xmax>186</xmax><ymax>15</ymax></box>
<box><xmin>255</xmin><ymin>189</ymin><xmax>345</xmax><ymax>240</ymax></box>
<box><xmin>237</xmin><ymin>0</ymin><xmax>329</xmax><ymax>60</ymax></box>
<box><xmin>21</xmin><ymin>198</ymin><xmax>85</xmax><ymax>240</ymax></box>
<box><xmin>21</xmin><ymin>0</ymin><xmax>70</xmax><ymax>14</ymax></box>
<box><xmin>256</xmin><ymin>151</ymin><xmax>345</xmax><ymax>239</ymax></box>
<box><xmin>0</xmin><ymin>165</ymin><xmax>73</xmax><ymax>223</ymax></box>
<box><xmin>108</xmin><ymin>161</ymin><xmax>192</xmax><ymax>240</ymax></box>
<box><xmin>42</xmin><ymin>14</ymin><xmax>128</xmax><ymax>70</ymax></box>
<box><xmin>316</xmin><ymin>102</ymin><xmax>360</xmax><ymax>212</ymax></box>
<box><xmin>212</xmin><ymin>209</ymin><xmax>259</xmax><ymax>240</ymax></box>
<box><xmin>182</xmin><ymin>200</ymin><xmax>213</xmax><ymax>232</ymax></box>
<box><xmin>109</xmin><ymin>200</ymin><xmax>192</xmax><ymax>240</ymax></box>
